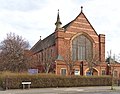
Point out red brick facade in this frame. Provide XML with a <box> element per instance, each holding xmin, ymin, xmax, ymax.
<box><xmin>55</xmin><ymin>10</ymin><xmax>106</xmax><ymax>76</ymax></box>
<box><xmin>31</xmin><ymin>8</ymin><xmax>120</xmax><ymax>78</ymax></box>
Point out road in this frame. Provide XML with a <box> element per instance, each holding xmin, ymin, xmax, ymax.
<box><xmin>0</xmin><ymin>86</ymin><xmax>120</xmax><ymax>94</ymax></box>
<box><xmin>79</xmin><ymin>92</ymin><xmax>120</xmax><ymax>94</ymax></box>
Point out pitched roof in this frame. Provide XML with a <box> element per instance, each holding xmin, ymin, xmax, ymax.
<box><xmin>62</xmin><ymin>21</ymin><xmax>71</xmax><ymax>29</ymax></box>
<box><xmin>106</xmin><ymin>57</ymin><xmax>120</xmax><ymax>64</ymax></box>
<box><xmin>31</xmin><ymin>7</ymin><xmax>98</xmax><ymax>54</ymax></box>
<box><xmin>30</xmin><ymin>33</ymin><xmax>55</xmax><ymax>54</ymax></box>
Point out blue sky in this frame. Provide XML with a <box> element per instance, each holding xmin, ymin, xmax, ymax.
<box><xmin>0</xmin><ymin>0</ymin><xmax>120</xmax><ymax>58</ymax></box>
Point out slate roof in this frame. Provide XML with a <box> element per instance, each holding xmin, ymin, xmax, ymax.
<box><xmin>62</xmin><ymin>21</ymin><xmax>71</xmax><ymax>30</ymax></box>
<box><xmin>106</xmin><ymin>57</ymin><xmax>119</xmax><ymax>64</ymax></box>
<box><xmin>30</xmin><ymin>33</ymin><xmax>55</xmax><ymax>54</ymax></box>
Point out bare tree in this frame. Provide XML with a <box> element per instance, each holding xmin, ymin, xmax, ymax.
<box><xmin>41</xmin><ymin>48</ymin><xmax>55</xmax><ymax>74</ymax></box>
<box><xmin>86</xmin><ymin>48</ymin><xmax>100</xmax><ymax>75</ymax></box>
<box><xmin>106</xmin><ymin>50</ymin><xmax>116</xmax><ymax>90</ymax></box>
<box><xmin>0</xmin><ymin>32</ymin><xmax>30</xmax><ymax>72</ymax></box>
<box><xmin>63</xmin><ymin>41</ymin><xmax>76</xmax><ymax>75</ymax></box>
<box><xmin>108</xmin><ymin>52</ymin><xmax>120</xmax><ymax>63</ymax></box>
<box><xmin>64</xmin><ymin>49</ymin><xmax>75</xmax><ymax>75</ymax></box>
<box><xmin>43</xmin><ymin>56</ymin><xmax>55</xmax><ymax>73</ymax></box>
<box><xmin>107</xmin><ymin>50</ymin><xmax>118</xmax><ymax>64</ymax></box>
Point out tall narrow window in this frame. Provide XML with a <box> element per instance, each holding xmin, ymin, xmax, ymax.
<box><xmin>72</xmin><ymin>35</ymin><xmax>92</xmax><ymax>61</ymax></box>
<box><xmin>61</xmin><ymin>68</ymin><xmax>67</xmax><ymax>76</ymax></box>
<box><xmin>101</xmin><ymin>70</ymin><xmax>106</xmax><ymax>75</ymax></box>
<box><xmin>114</xmin><ymin>71</ymin><xmax>117</xmax><ymax>77</ymax></box>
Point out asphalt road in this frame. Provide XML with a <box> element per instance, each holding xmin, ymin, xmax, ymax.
<box><xmin>0</xmin><ymin>86</ymin><xmax>120</xmax><ymax>94</ymax></box>
<box><xmin>79</xmin><ymin>92</ymin><xmax>120</xmax><ymax>94</ymax></box>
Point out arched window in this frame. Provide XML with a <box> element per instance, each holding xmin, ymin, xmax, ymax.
<box><xmin>72</xmin><ymin>35</ymin><xmax>92</xmax><ymax>61</ymax></box>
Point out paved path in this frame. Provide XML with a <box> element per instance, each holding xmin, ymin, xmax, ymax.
<box><xmin>0</xmin><ymin>86</ymin><xmax>120</xmax><ymax>94</ymax></box>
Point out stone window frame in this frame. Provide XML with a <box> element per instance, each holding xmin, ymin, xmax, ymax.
<box><xmin>60</xmin><ymin>68</ymin><xmax>67</xmax><ymax>76</ymax></box>
<box><xmin>101</xmin><ymin>69</ymin><xmax>106</xmax><ymax>75</ymax></box>
<box><xmin>71</xmin><ymin>34</ymin><xmax>93</xmax><ymax>61</ymax></box>
<box><xmin>113</xmin><ymin>70</ymin><xmax>118</xmax><ymax>77</ymax></box>
<box><xmin>74</xmin><ymin>68</ymin><xmax>80</xmax><ymax>75</ymax></box>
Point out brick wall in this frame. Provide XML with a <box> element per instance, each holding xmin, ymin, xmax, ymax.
<box><xmin>55</xmin><ymin>11</ymin><xmax>105</xmax><ymax>76</ymax></box>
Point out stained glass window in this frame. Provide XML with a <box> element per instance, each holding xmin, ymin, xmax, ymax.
<box><xmin>72</xmin><ymin>35</ymin><xmax>92</xmax><ymax>61</ymax></box>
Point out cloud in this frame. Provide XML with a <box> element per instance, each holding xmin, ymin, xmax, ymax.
<box><xmin>0</xmin><ymin>0</ymin><xmax>120</xmax><ymax>55</ymax></box>
<box><xmin>79</xmin><ymin>0</ymin><xmax>120</xmax><ymax>55</ymax></box>
<box><xmin>0</xmin><ymin>0</ymin><xmax>48</xmax><ymax>11</ymax></box>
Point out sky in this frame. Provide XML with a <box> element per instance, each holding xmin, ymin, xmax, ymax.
<box><xmin>0</xmin><ymin>0</ymin><xmax>120</xmax><ymax>58</ymax></box>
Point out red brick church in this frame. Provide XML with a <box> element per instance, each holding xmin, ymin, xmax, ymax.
<box><xmin>30</xmin><ymin>7</ymin><xmax>120</xmax><ymax>77</ymax></box>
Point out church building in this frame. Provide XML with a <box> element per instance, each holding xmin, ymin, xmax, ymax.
<box><xmin>30</xmin><ymin>7</ymin><xmax>120</xmax><ymax>77</ymax></box>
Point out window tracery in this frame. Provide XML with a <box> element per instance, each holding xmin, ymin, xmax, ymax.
<box><xmin>72</xmin><ymin>35</ymin><xmax>92</xmax><ymax>61</ymax></box>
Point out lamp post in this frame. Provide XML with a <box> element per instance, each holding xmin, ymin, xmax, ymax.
<box><xmin>107</xmin><ymin>63</ymin><xmax>114</xmax><ymax>90</ymax></box>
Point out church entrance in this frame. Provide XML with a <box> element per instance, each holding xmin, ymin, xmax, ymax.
<box><xmin>86</xmin><ymin>68</ymin><xmax>98</xmax><ymax>76</ymax></box>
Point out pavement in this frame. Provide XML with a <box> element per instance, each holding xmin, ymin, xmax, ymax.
<box><xmin>0</xmin><ymin>86</ymin><xmax>120</xmax><ymax>94</ymax></box>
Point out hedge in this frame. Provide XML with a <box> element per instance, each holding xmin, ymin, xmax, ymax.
<box><xmin>0</xmin><ymin>72</ymin><xmax>112</xmax><ymax>89</ymax></box>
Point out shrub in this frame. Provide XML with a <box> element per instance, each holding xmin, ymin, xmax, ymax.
<box><xmin>0</xmin><ymin>72</ymin><xmax>112</xmax><ymax>89</ymax></box>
